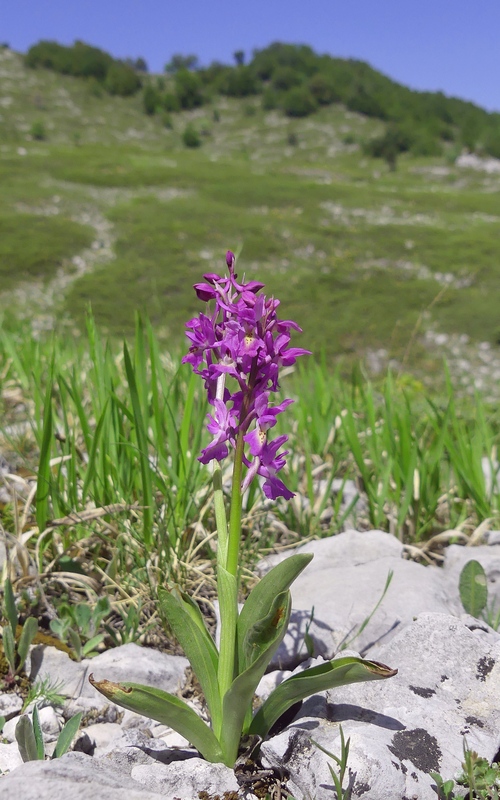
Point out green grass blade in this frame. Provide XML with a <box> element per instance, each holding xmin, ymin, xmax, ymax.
<box><xmin>123</xmin><ymin>342</ymin><xmax>153</xmax><ymax>550</ymax></box>
<box><xmin>36</xmin><ymin>377</ymin><xmax>54</xmax><ymax>534</ymax></box>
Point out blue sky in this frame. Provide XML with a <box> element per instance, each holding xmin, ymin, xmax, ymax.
<box><xmin>3</xmin><ymin>0</ymin><xmax>500</xmax><ymax>112</ymax></box>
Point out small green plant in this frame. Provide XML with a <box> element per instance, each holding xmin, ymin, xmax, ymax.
<box><xmin>49</xmin><ymin>597</ymin><xmax>110</xmax><ymax>661</ymax></box>
<box><xmin>15</xmin><ymin>706</ymin><xmax>82</xmax><ymax>762</ymax></box>
<box><xmin>1</xmin><ymin>579</ymin><xmax>38</xmax><ymax>686</ymax></box>
<box><xmin>21</xmin><ymin>677</ymin><xmax>66</xmax><ymax>713</ymax></box>
<box><xmin>430</xmin><ymin>770</ymin><xmax>456</xmax><ymax>799</ymax></box>
<box><xmin>30</xmin><ymin>121</ymin><xmax>46</xmax><ymax>141</ymax></box>
<box><xmin>312</xmin><ymin>726</ymin><xmax>352</xmax><ymax>798</ymax></box>
<box><xmin>459</xmin><ymin>560</ymin><xmax>500</xmax><ymax>629</ymax></box>
<box><xmin>182</xmin><ymin>123</ymin><xmax>201</xmax><ymax>148</ymax></box>
<box><xmin>103</xmin><ymin>600</ymin><xmax>150</xmax><ymax>646</ymax></box>
<box><xmin>457</xmin><ymin>740</ymin><xmax>500</xmax><ymax>798</ymax></box>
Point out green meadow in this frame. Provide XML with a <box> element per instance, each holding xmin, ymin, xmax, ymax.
<box><xmin>1</xmin><ymin>47</ymin><xmax>500</xmax><ymax>380</ymax></box>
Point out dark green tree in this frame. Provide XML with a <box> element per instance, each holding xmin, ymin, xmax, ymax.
<box><xmin>175</xmin><ymin>69</ymin><xmax>204</xmax><ymax>109</ymax></box>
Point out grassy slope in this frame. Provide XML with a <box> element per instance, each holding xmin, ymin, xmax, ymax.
<box><xmin>1</xmin><ymin>47</ymin><xmax>500</xmax><ymax>376</ymax></box>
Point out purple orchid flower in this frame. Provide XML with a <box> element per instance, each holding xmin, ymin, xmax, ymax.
<box><xmin>183</xmin><ymin>250</ymin><xmax>310</xmax><ymax>499</ymax></box>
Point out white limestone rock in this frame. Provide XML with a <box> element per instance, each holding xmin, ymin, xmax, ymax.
<box><xmin>261</xmin><ymin>530</ymin><xmax>461</xmax><ymax>667</ymax></box>
<box><xmin>0</xmin><ymin>751</ymin><xmax>168</xmax><ymax>799</ymax></box>
<box><xmin>0</xmin><ymin>742</ymin><xmax>23</xmax><ymax>777</ymax></box>
<box><xmin>131</xmin><ymin>757</ymin><xmax>252</xmax><ymax>799</ymax></box>
<box><xmin>261</xmin><ymin>612</ymin><xmax>500</xmax><ymax>800</ymax></box>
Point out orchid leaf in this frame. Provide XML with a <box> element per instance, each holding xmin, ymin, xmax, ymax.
<box><xmin>220</xmin><ymin>590</ymin><xmax>291</xmax><ymax>766</ymax></box>
<box><xmin>249</xmin><ymin>656</ymin><xmax>398</xmax><ymax>739</ymax></box>
<box><xmin>237</xmin><ymin>553</ymin><xmax>313</xmax><ymax>672</ymax></box>
<box><xmin>89</xmin><ymin>674</ymin><xmax>224</xmax><ymax>763</ymax></box>
<box><xmin>157</xmin><ymin>586</ymin><xmax>221</xmax><ymax>723</ymax></box>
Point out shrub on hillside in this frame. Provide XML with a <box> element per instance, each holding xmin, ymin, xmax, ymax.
<box><xmin>175</xmin><ymin>69</ymin><xmax>204</xmax><ymax>110</ymax></box>
<box><xmin>162</xmin><ymin>92</ymin><xmax>180</xmax><ymax>112</ymax></box>
<box><xmin>308</xmin><ymin>73</ymin><xmax>339</xmax><ymax>105</ymax></box>
<box><xmin>182</xmin><ymin>123</ymin><xmax>201</xmax><ymax>148</ymax></box>
<box><xmin>105</xmin><ymin>62</ymin><xmax>141</xmax><ymax>96</ymax></box>
<box><xmin>410</xmin><ymin>132</ymin><xmax>442</xmax><ymax>156</ymax></box>
<box><xmin>26</xmin><ymin>40</ymin><xmax>113</xmax><ymax>81</ymax></box>
<box><xmin>346</xmin><ymin>85</ymin><xmax>387</xmax><ymax>118</ymax></box>
<box><xmin>271</xmin><ymin>66</ymin><xmax>302</xmax><ymax>92</ymax></box>
<box><xmin>262</xmin><ymin>88</ymin><xmax>278</xmax><ymax>111</ymax></box>
<box><xmin>485</xmin><ymin>130</ymin><xmax>500</xmax><ymax>159</ymax></box>
<box><xmin>30</xmin><ymin>121</ymin><xmax>46</xmax><ymax>141</ymax></box>
<box><xmin>283</xmin><ymin>86</ymin><xmax>317</xmax><ymax>118</ymax></box>
<box><xmin>218</xmin><ymin>66</ymin><xmax>259</xmax><ymax>97</ymax></box>
<box><xmin>252</xmin><ymin>42</ymin><xmax>318</xmax><ymax>81</ymax></box>
<box><xmin>143</xmin><ymin>85</ymin><xmax>160</xmax><ymax>115</ymax></box>
<box><xmin>165</xmin><ymin>54</ymin><xmax>199</xmax><ymax>74</ymax></box>
<box><xmin>162</xmin><ymin>112</ymin><xmax>173</xmax><ymax>129</ymax></box>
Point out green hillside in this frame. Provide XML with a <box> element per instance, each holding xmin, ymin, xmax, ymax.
<box><xmin>1</xmin><ymin>42</ymin><xmax>500</xmax><ymax>385</ymax></box>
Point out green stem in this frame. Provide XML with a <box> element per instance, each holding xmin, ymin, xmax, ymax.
<box><xmin>227</xmin><ymin>430</ymin><xmax>245</xmax><ymax>578</ymax></box>
<box><xmin>216</xmin><ymin>430</ymin><xmax>244</xmax><ymax>716</ymax></box>
<box><xmin>213</xmin><ymin>464</ymin><xmax>228</xmax><ymax>567</ymax></box>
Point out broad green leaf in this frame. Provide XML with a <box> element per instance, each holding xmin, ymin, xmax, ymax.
<box><xmin>158</xmin><ymin>586</ymin><xmax>220</xmax><ymax>724</ymax></box>
<box><xmin>4</xmin><ymin>578</ymin><xmax>18</xmax><ymax>634</ymax></box>
<box><xmin>220</xmin><ymin>590</ymin><xmax>291</xmax><ymax>766</ymax></box>
<box><xmin>2</xmin><ymin>624</ymin><xmax>16</xmax><ymax>673</ymax></box>
<box><xmin>237</xmin><ymin>553</ymin><xmax>313</xmax><ymax>672</ymax></box>
<box><xmin>89</xmin><ymin>675</ymin><xmax>223</xmax><ymax>763</ymax></box>
<box><xmin>17</xmin><ymin>617</ymin><xmax>39</xmax><ymax>669</ymax></box>
<box><xmin>32</xmin><ymin>706</ymin><xmax>45</xmax><ymax>761</ymax></box>
<box><xmin>54</xmin><ymin>712</ymin><xmax>83</xmax><ymax>758</ymax></box>
<box><xmin>249</xmin><ymin>656</ymin><xmax>397</xmax><ymax>739</ymax></box>
<box><xmin>15</xmin><ymin>716</ymin><xmax>41</xmax><ymax>762</ymax></box>
<box><xmin>459</xmin><ymin>560</ymin><xmax>488</xmax><ymax>618</ymax></box>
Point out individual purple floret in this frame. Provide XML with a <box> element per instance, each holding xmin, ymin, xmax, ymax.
<box><xmin>183</xmin><ymin>250</ymin><xmax>310</xmax><ymax>499</ymax></box>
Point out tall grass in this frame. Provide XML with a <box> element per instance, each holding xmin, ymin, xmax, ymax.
<box><xmin>0</xmin><ymin>316</ymin><xmax>499</xmax><ymax>599</ymax></box>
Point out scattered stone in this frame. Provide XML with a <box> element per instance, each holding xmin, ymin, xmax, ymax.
<box><xmin>0</xmin><ymin>694</ymin><xmax>23</xmax><ymax>721</ymax></box>
<box><xmin>456</xmin><ymin>153</ymin><xmax>500</xmax><ymax>174</ymax></box>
